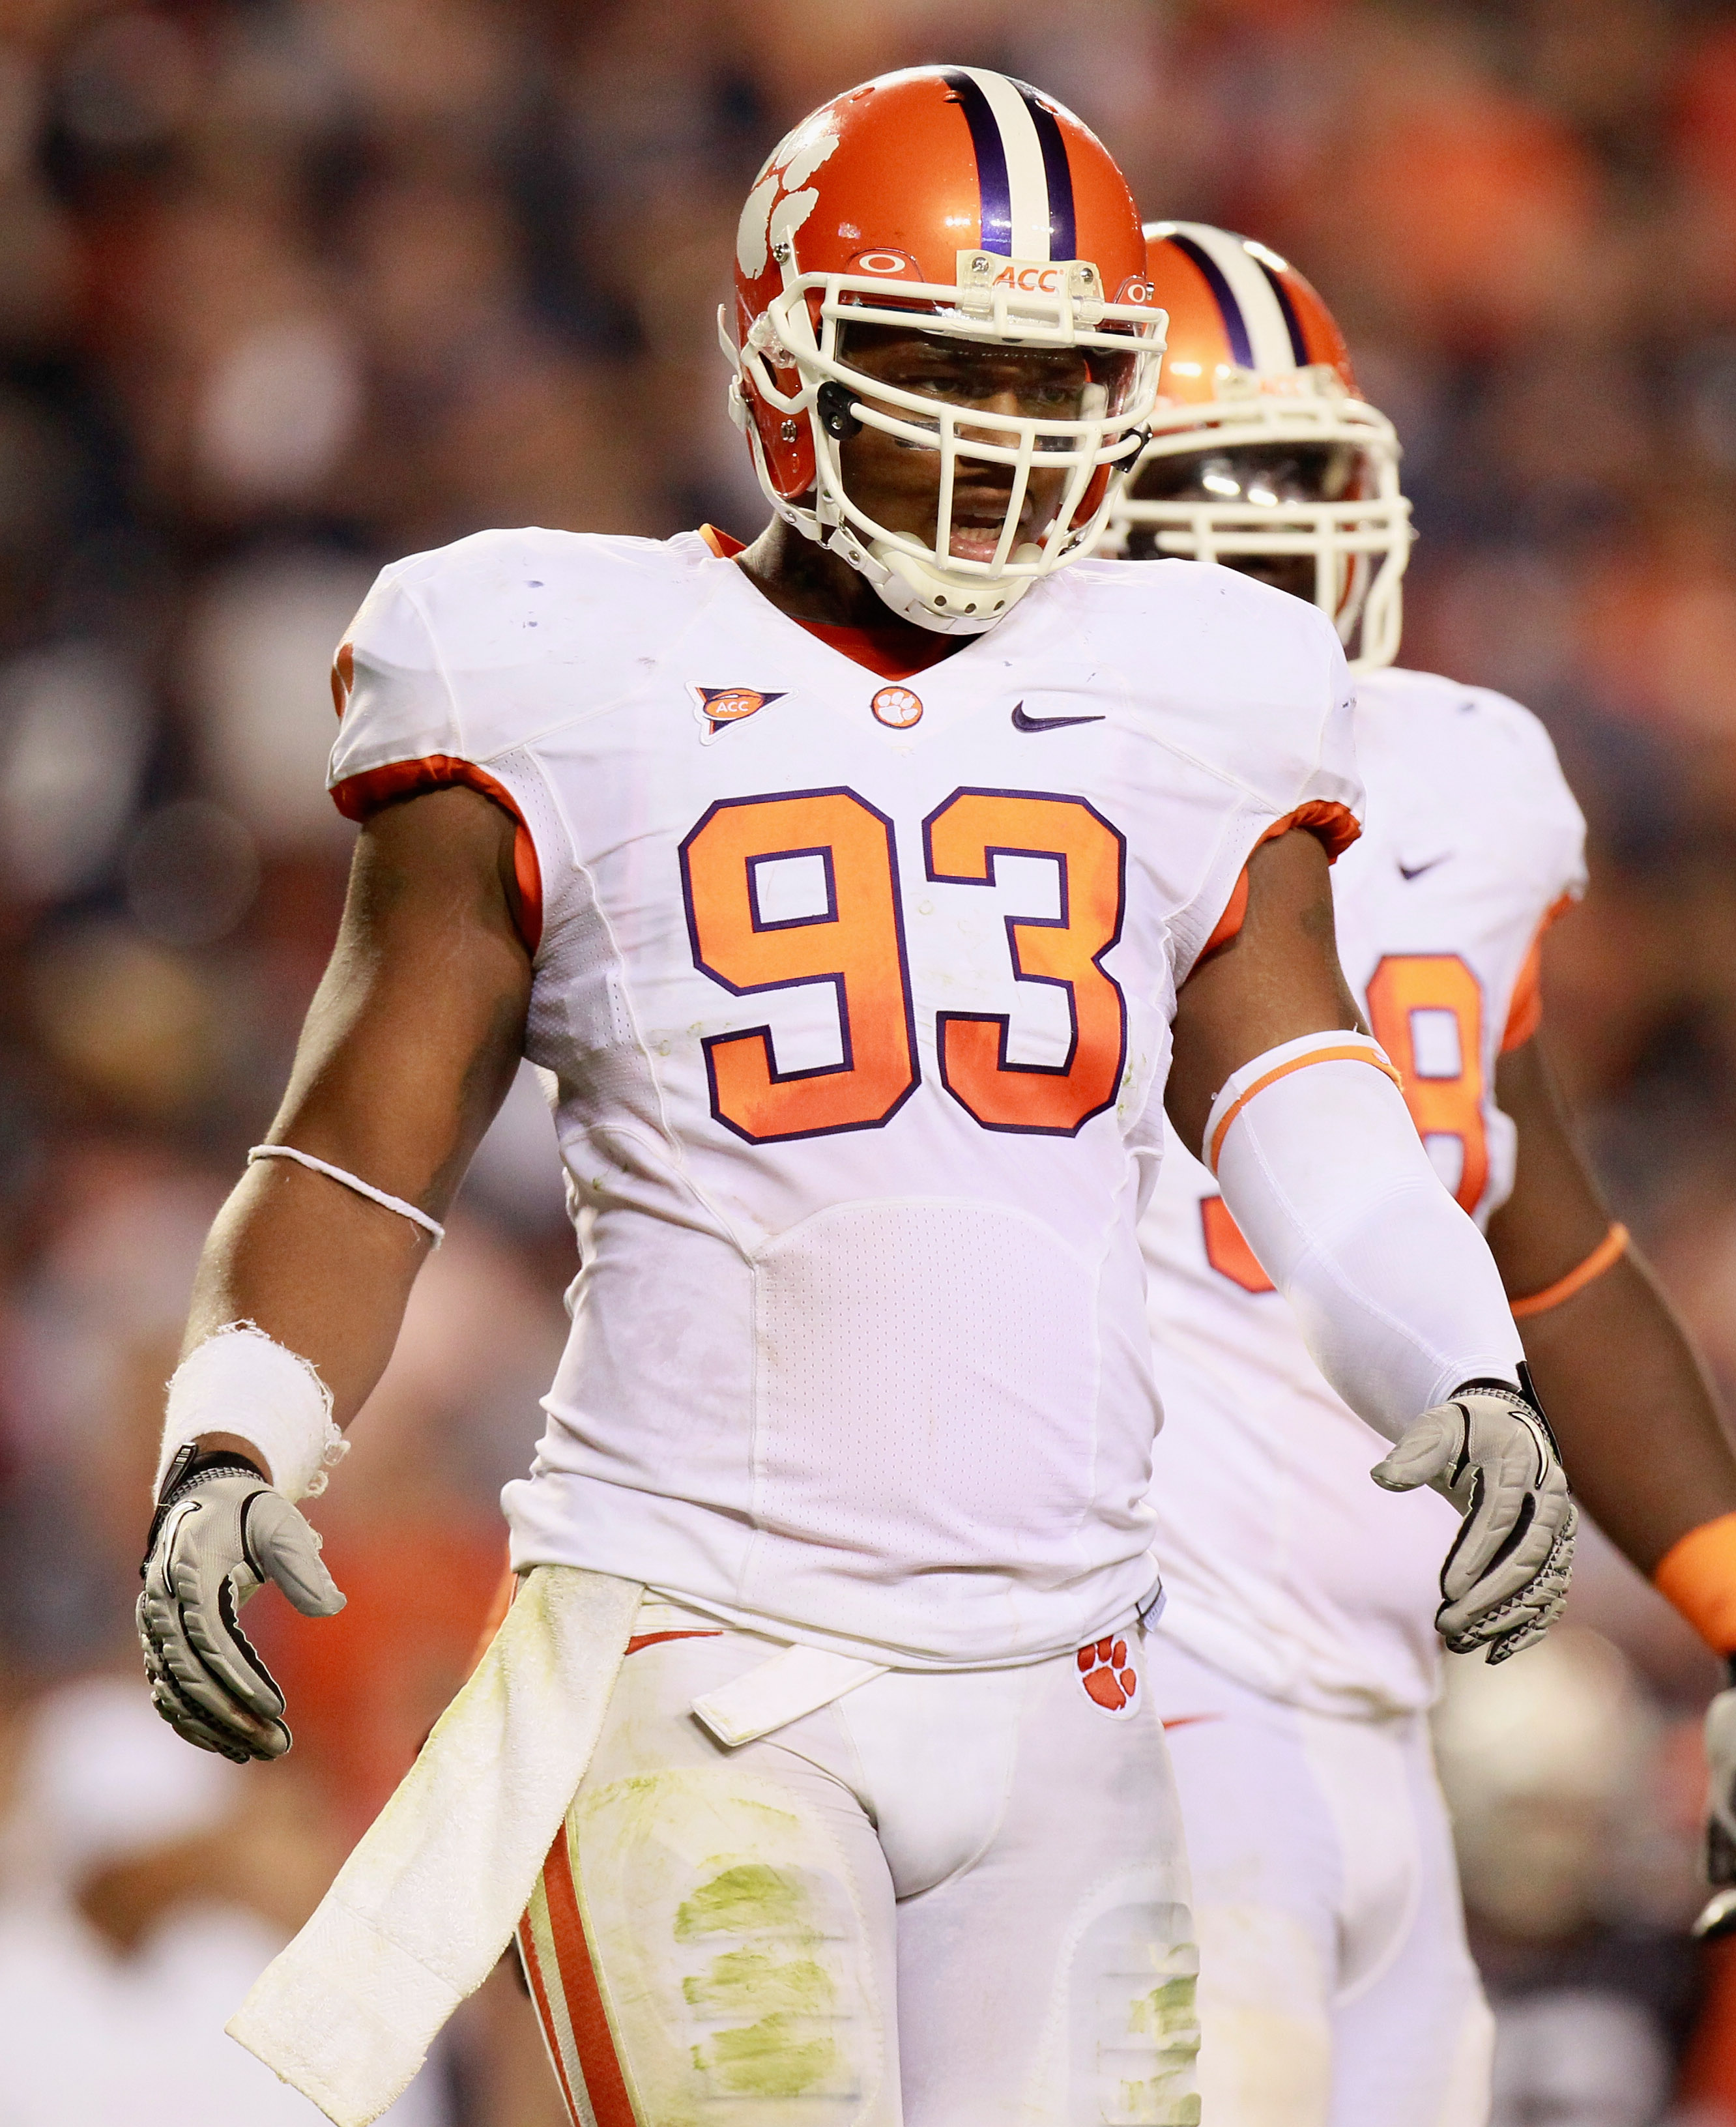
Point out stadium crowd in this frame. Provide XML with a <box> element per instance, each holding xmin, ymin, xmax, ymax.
<box><xmin>0</xmin><ymin>0</ymin><xmax>1734</xmax><ymax>2119</ymax></box>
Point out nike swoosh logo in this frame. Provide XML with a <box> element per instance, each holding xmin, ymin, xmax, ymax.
<box><xmin>1011</xmin><ymin>701</ymin><xmax>1105</xmax><ymax>733</ymax></box>
<box><xmin>1160</xmin><ymin>1714</ymin><xmax>1222</xmax><ymax>1732</ymax></box>
<box><xmin>1398</xmin><ymin>855</ymin><xmax>1450</xmax><ymax>882</ymax></box>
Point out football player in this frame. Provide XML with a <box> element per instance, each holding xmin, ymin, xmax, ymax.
<box><xmin>1116</xmin><ymin>220</ymin><xmax>1736</xmax><ymax>2127</ymax></box>
<box><xmin>138</xmin><ymin>82</ymin><xmax>1574</xmax><ymax>2127</ymax></box>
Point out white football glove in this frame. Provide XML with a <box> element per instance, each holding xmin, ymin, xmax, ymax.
<box><xmin>1694</xmin><ymin>1676</ymin><xmax>1736</xmax><ymax>1940</ymax></box>
<box><xmin>137</xmin><ymin>1450</ymin><xmax>345</xmax><ymax>1763</ymax></box>
<box><xmin>1370</xmin><ymin>1372</ymin><xmax>1575</xmax><ymax>1665</ymax></box>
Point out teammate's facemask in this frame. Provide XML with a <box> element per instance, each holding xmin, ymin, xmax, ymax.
<box><xmin>1107</xmin><ymin>222</ymin><xmax>1412</xmax><ymax>673</ymax></box>
<box><xmin>1122</xmin><ymin>437</ymin><xmax>1369</xmax><ymax>611</ymax></box>
<box><xmin>725</xmin><ymin>66</ymin><xmax>1166</xmax><ymax>635</ymax></box>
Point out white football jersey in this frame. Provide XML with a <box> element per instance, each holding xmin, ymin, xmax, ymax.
<box><xmin>1142</xmin><ymin>665</ymin><xmax>1587</xmax><ymax>1716</ymax></box>
<box><xmin>330</xmin><ymin>528</ymin><xmax>1359</xmax><ymax>1670</ymax></box>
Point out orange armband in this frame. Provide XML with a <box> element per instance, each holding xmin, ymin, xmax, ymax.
<box><xmin>1655</xmin><ymin>1512</ymin><xmax>1736</xmax><ymax>1655</ymax></box>
<box><xmin>1509</xmin><ymin>1223</ymin><xmax>1629</xmax><ymax>1321</ymax></box>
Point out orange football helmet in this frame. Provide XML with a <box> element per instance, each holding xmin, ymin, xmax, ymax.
<box><xmin>723</xmin><ymin>66</ymin><xmax>1166</xmax><ymax>633</ymax></box>
<box><xmin>1109</xmin><ymin>222</ymin><xmax>1412</xmax><ymax>671</ymax></box>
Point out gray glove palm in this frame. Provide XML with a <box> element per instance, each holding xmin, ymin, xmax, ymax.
<box><xmin>137</xmin><ymin>1460</ymin><xmax>345</xmax><ymax>1763</ymax></box>
<box><xmin>1370</xmin><ymin>1376</ymin><xmax>1575</xmax><ymax>1664</ymax></box>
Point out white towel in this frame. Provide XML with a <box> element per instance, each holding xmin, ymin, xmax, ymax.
<box><xmin>227</xmin><ymin>1564</ymin><xmax>643</xmax><ymax>2127</ymax></box>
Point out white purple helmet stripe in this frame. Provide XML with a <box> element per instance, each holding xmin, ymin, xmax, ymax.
<box><xmin>1246</xmin><ymin>241</ymin><xmax>1310</xmax><ymax>366</ymax></box>
<box><xmin>1151</xmin><ymin>220</ymin><xmax>1307</xmax><ymax>374</ymax></box>
<box><xmin>945</xmin><ymin>68</ymin><xmax>1075</xmax><ymax>261</ymax></box>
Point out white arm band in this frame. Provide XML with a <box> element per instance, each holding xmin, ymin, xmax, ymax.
<box><xmin>246</xmin><ymin>1144</ymin><xmax>444</xmax><ymax>1245</ymax></box>
<box><xmin>1207</xmin><ymin>1032</ymin><xmax>1524</xmax><ymax>1441</ymax></box>
<box><xmin>154</xmin><ymin>1325</ymin><xmax>348</xmax><ymax>1503</ymax></box>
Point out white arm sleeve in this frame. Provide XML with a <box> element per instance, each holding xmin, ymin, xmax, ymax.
<box><xmin>1208</xmin><ymin>1032</ymin><xmax>1524</xmax><ymax>1441</ymax></box>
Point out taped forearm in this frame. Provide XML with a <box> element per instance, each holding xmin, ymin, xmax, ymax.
<box><xmin>1208</xmin><ymin>1032</ymin><xmax>1524</xmax><ymax>1440</ymax></box>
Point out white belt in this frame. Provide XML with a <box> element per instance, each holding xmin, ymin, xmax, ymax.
<box><xmin>693</xmin><ymin>1643</ymin><xmax>888</xmax><ymax>1746</ymax></box>
<box><xmin>227</xmin><ymin>1565</ymin><xmax>643</xmax><ymax>2127</ymax></box>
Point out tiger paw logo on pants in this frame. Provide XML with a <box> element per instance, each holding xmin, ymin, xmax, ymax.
<box><xmin>1077</xmin><ymin>1635</ymin><xmax>1138</xmax><ymax>1716</ymax></box>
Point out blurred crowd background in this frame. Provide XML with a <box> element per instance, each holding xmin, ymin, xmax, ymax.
<box><xmin>0</xmin><ymin>0</ymin><xmax>1733</xmax><ymax>2119</ymax></box>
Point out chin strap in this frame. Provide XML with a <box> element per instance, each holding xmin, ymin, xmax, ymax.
<box><xmin>820</xmin><ymin>525</ymin><xmax>1029</xmax><ymax>636</ymax></box>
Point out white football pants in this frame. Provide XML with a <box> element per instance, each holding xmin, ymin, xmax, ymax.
<box><xmin>1146</xmin><ymin>1635</ymin><xmax>1493</xmax><ymax>2127</ymax></box>
<box><xmin>518</xmin><ymin>1602</ymin><xmax>1200</xmax><ymax>2127</ymax></box>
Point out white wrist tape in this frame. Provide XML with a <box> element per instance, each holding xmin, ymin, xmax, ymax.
<box><xmin>154</xmin><ymin>1324</ymin><xmax>348</xmax><ymax>1503</ymax></box>
<box><xmin>1207</xmin><ymin>1030</ymin><xmax>1524</xmax><ymax>1440</ymax></box>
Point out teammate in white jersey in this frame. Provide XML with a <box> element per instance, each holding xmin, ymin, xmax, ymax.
<box><xmin>1114</xmin><ymin>220</ymin><xmax>1736</xmax><ymax>2127</ymax></box>
<box><xmin>135</xmin><ymin>85</ymin><xmax>1576</xmax><ymax>2127</ymax></box>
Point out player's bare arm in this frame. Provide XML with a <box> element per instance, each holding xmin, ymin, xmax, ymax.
<box><xmin>138</xmin><ymin>787</ymin><xmax>529</xmax><ymax>1762</ymax></box>
<box><xmin>186</xmin><ymin>786</ymin><xmax>530</xmax><ymax>1427</ymax></box>
<box><xmin>1488</xmin><ymin>1032</ymin><xmax>1736</xmax><ymax>1573</ymax></box>
<box><xmin>1488</xmin><ymin>1029</ymin><xmax>1736</xmax><ymax>1936</ymax></box>
<box><xmin>1163</xmin><ymin>825</ymin><xmax>1362</xmax><ymax>1159</ymax></box>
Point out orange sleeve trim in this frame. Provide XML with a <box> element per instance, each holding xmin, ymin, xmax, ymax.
<box><xmin>1655</xmin><ymin>1511</ymin><xmax>1736</xmax><ymax>1654</ymax></box>
<box><xmin>1277</xmin><ymin>798</ymin><xmax>1363</xmax><ymax>864</ymax></box>
<box><xmin>1208</xmin><ymin>1045</ymin><xmax>1404</xmax><ymax>1174</ymax></box>
<box><xmin>1509</xmin><ymin>1222</ymin><xmax>1628</xmax><ymax>1320</ymax></box>
<box><xmin>330</xmin><ymin>641</ymin><xmax>354</xmax><ymax>719</ymax></box>
<box><xmin>329</xmin><ymin>755</ymin><xmax>543</xmax><ymax>955</ymax></box>
<box><xmin>698</xmin><ymin>522</ymin><xmax>747</xmax><ymax>559</ymax></box>
<box><xmin>1499</xmin><ymin>892</ymin><xmax>1578</xmax><ymax>1054</ymax></box>
<box><xmin>1500</xmin><ymin>938</ymin><xmax>1544</xmax><ymax>1053</ymax></box>
<box><xmin>1195</xmin><ymin>801</ymin><xmax>1363</xmax><ymax>966</ymax></box>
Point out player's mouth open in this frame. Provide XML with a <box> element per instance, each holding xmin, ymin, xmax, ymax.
<box><xmin>949</xmin><ymin>497</ymin><xmax>1047</xmax><ymax>563</ymax></box>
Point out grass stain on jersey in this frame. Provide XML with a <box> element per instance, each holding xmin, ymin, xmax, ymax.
<box><xmin>693</xmin><ymin>2012</ymin><xmax>840</xmax><ymax>2098</ymax></box>
<box><xmin>684</xmin><ymin>1947</ymin><xmax>834</xmax><ymax>2016</ymax></box>
<box><xmin>1115</xmin><ymin>2086</ymin><xmax>1201</xmax><ymax>2126</ymax></box>
<box><xmin>1128</xmin><ymin>1973</ymin><xmax>1200</xmax><ymax>2040</ymax></box>
<box><xmin>676</xmin><ymin>1862</ymin><xmax>811</xmax><ymax>1941</ymax></box>
<box><xmin>677</xmin><ymin>1875</ymin><xmax>844</xmax><ymax>2102</ymax></box>
<box><xmin>1117</xmin><ymin>1974</ymin><xmax>1202</xmax><ymax>2124</ymax></box>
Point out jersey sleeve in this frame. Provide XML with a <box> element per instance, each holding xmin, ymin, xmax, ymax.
<box><xmin>326</xmin><ymin>556</ymin><xmax>545</xmax><ymax>951</ymax></box>
<box><xmin>324</xmin><ymin>528</ymin><xmax>717</xmax><ymax>963</ymax></box>
<box><xmin>327</xmin><ymin>562</ymin><xmax>461</xmax><ymax>809</ymax></box>
<box><xmin>1173</xmin><ymin>605</ymin><xmax>1364</xmax><ymax>979</ymax></box>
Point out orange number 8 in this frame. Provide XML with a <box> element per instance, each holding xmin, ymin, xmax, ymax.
<box><xmin>1364</xmin><ymin>953</ymin><xmax>1488</xmax><ymax>1214</ymax></box>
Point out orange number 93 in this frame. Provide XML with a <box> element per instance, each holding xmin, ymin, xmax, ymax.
<box><xmin>681</xmin><ymin>785</ymin><xmax>1129</xmax><ymax>1144</ymax></box>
